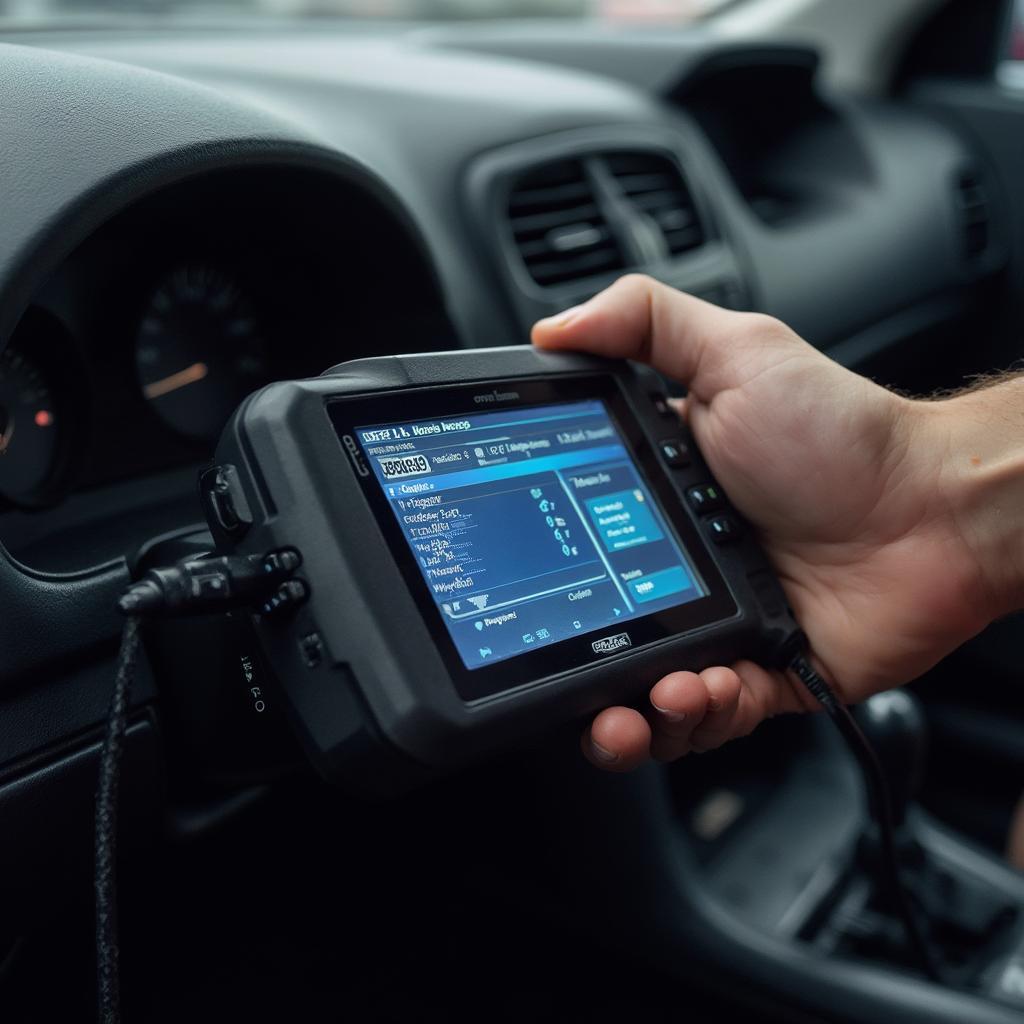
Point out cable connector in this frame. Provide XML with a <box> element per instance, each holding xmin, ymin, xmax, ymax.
<box><xmin>788</xmin><ymin>652</ymin><xmax>839</xmax><ymax>711</ymax></box>
<box><xmin>118</xmin><ymin>548</ymin><xmax>302</xmax><ymax>618</ymax></box>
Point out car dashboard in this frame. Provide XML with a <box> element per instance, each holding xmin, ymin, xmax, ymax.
<box><xmin>1</xmin><ymin>15</ymin><xmax>1020</xmax><ymax>1024</ymax></box>
<box><xmin>0</xmin><ymin>23</ymin><xmax>1003</xmax><ymax>571</ymax></box>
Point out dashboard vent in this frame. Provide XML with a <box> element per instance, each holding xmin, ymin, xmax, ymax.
<box><xmin>954</xmin><ymin>169</ymin><xmax>990</xmax><ymax>261</ymax></box>
<box><xmin>608</xmin><ymin>152</ymin><xmax>705</xmax><ymax>257</ymax></box>
<box><xmin>506</xmin><ymin>158</ymin><xmax>625</xmax><ymax>288</ymax></box>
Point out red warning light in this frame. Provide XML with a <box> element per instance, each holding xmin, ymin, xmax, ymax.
<box><xmin>35</xmin><ymin>410</ymin><xmax>54</xmax><ymax>428</ymax></box>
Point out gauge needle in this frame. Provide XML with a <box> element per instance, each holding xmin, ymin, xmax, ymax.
<box><xmin>0</xmin><ymin>421</ymin><xmax>13</xmax><ymax>455</ymax></box>
<box><xmin>143</xmin><ymin>361</ymin><xmax>209</xmax><ymax>400</ymax></box>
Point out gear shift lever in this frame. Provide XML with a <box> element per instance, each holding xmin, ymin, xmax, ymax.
<box><xmin>833</xmin><ymin>689</ymin><xmax>1018</xmax><ymax>980</ymax></box>
<box><xmin>857</xmin><ymin>690</ymin><xmax>927</xmax><ymax>829</ymax></box>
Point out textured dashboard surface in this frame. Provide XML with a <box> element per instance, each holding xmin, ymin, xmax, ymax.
<box><xmin>3</xmin><ymin>26</ymin><xmax>988</xmax><ymax>351</ymax></box>
<box><xmin>7</xmin><ymin>29</ymin><xmax>656</xmax><ymax>350</ymax></box>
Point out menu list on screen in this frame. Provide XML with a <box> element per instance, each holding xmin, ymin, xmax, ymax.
<box><xmin>356</xmin><ymin>399</ymin><xmax>706</xmax><ymax>671</ymax></box>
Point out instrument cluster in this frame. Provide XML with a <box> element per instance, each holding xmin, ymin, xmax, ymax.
<box><xmin>0</xmin><ymin>257</ymin><xmax>287</xmax><ymax>510</ymax></box>
<box><xmin>0</xmin><ymin>163</ymin><xmax>452</xmax><ymax>569</ymax></box>
<box><xmin>0</xmin><ymin>262</ymin><xmax>279</xmax><ymax>509</ymax></box>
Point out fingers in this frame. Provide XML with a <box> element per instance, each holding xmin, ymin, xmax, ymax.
<box><xmin>531</xmin><ymin>274</ymin><xmax>787</xmax><ymax>400</ymax></box>
<box><xmin>583</xmin><ymin>706</ymin><xmax>651</xmax><ymax>773</ymax></box>
<box><xmin>667</xmin><ymin>395</ymin><xmax>688</xmax><ymax>422</ymax></box>
<box><xmin>646</xmin><ymin>670</ymin><xmax>708</xmax><ymax>760</ymax></box>
<box><xmin>685</xmin><ymin>667</ymin><xmax>743</xmax><ymax>753</ymax></box>
<box><xmin>730</xmin><ymin>659</ymin><xmax>817</xmax><ymax>734</ymax></box>
<box><xmin>531</xmin><ymin>274</ymin><xmax>719</xmax><ymax>393</ymax></box>
<box><xmin>648</xmin><ymin>667</ymin><xmax>741</xmax><ymax>761</ymax></box>
<box><xmin>584</xmin><ymin>661</ymin><xmax>811</xmax><ymax>772</ymax></box>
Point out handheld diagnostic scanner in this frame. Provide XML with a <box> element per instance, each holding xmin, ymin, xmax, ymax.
<box><xmin>201</xmin><ymin>347</ymin><xmax>801</xmax><ymax>793</ymax></box>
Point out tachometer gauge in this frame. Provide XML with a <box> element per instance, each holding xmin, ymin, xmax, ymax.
<box><xmin>0</xmin><ymin>346</ymin><xmax>62</xmax><ymax>504</ymax></box>
<box><xmin>135</xmin><ymin>264</ymin><xmax>270</xmax><ymax>440</ymax></box>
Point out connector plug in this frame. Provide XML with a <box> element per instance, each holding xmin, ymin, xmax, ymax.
<box><xmin>118</xmin><ymin>549</ymin><xmax>302</xmax><ymax>618</ymax></box>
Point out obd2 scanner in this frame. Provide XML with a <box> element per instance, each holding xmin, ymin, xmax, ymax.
<box><xmin>197</xmin><ymin>348</ymin><xmax>803</xmax><ymax>794</ymax></box>
<box><xmin>102</xmin><ymin>348</ymin><xmax>940</xmax><ymax>1004</ymax></box>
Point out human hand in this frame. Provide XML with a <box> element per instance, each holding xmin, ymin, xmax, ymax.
<box><xmin>532</xmin><ymin>275</ymin><xmax>1016</xmax><ymax>770</ymax></box>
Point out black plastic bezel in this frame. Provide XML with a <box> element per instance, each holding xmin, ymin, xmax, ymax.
<box><xmin>327</xmin><ymin>374</ymin><xmax>737</xmax><ymax>703</ymax></box>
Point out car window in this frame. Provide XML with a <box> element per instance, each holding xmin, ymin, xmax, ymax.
<box><xmin>0</xmin><ymin>0</ymin><xmax>736</xmax><ymax>26</ymax></box>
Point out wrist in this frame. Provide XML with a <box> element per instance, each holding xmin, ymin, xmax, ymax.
<box><xmin>917</xmin><ymin>379</ymin><xmax>1024</xmax><ymax>622</ymax></box>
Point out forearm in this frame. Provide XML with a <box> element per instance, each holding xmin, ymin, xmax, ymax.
<box><xmin>920</xmin><ymin>375</ymin><xmax>1024</xmax><ymax>622</ymax></box>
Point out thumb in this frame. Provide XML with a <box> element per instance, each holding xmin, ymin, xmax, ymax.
<box><xmin>531</xmin><ymin>273</ymin><xmax>785</xmax><ymax>401</ymax></box>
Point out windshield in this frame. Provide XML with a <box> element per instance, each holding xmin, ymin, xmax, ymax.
<box><xmin>0</xmin><ymin>0</ymin><xmax>734</xmax><ymax>27</ymax></box>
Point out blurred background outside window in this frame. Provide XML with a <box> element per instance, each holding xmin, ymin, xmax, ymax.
<box><xmin>0</xmin><ymin>0</ymin><xmax>734</xmax><ymax>23</ymax></box>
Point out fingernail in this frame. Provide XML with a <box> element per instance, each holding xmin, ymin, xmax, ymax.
<box><xmin>652</xmin><ymin>701</ymin><xmax>687</xmax><ymax>724</ymax></box>
<box><xmin>590</xmin><ymin>739</ymin><xmax>619</xmax><ymax>764</ymax></box>
<box><xmin>539</xmin><ymin>305</ymin><xmax>584</xmax><ymax>329</ymax></box>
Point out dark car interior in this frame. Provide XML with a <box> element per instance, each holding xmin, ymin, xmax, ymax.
<box><xmin>2</xmin><ymin>0</ymin><xmax>1024</xmax><ymax>1020</ymax></box>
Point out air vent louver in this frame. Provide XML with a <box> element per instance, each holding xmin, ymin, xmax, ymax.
<box><xmin>954</xmin><ymin>169</ymin><xmax>990</xmax><ymax>262</ymax></box>
<box><xmin>507</xmin><ymin>158</ymin><xmax>625</xmax><ymax>288</ymax></box>
<box><xmin>608</xmin><ymin>152</ymin><xmax>705</xmax><ymax>257</ymax></box>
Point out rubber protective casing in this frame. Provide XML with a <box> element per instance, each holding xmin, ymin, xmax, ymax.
<box><xmin>206</xmin><ymin>348</ymin><xmax>800</xmax><ymax>794</ymax></box>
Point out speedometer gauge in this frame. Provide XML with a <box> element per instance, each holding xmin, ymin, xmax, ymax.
<box><xmin>0</xmin><ymin>346</ymin><xmax>62</xmax><ymax>504</ymax></box>
<box><xmin>135</xmin><ymin>264</ymin><xmax>270</xmax><ymax>440</ymax></box>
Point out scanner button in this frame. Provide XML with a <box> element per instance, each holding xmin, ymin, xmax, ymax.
<box><xmin>707</xmin><ymin>515</ymin><xmax>739</xmax><ymax>545</ymax></box>
<box><xmin>686</xmin><ymin>484</ymin><xmax>724</xmax><ymax>513</ymax></box>
<box><xmin>650</xmin><ymin>392</ymin><xmax>675</xmax><ymax>419</ymax></box>
<box><xmin>658</xmin><ymin>438</ymin><xmax>691</xmax><ymax>468</ymax></box>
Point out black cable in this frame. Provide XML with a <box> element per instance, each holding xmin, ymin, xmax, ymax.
<box><xmin>94</xmin><ymin>549</ymin><xmax>301</xmax><ymax>1021</ymax></box>
<box><xmin>788</xmin><ymin>653</ymin><xmax>944</xmax><ymax>983</ymax></box>
<box><xmin>95</xmin><ymin>615</ymin><xmax>141</xmax><ymax>1024</ymax></box>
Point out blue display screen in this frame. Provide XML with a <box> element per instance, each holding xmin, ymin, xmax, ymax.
<box><xmin>356</xmin><ymin>399</ymin><xmax>706</xmax><ymax>670</ymax></box>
